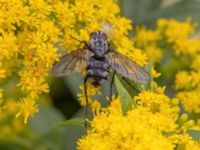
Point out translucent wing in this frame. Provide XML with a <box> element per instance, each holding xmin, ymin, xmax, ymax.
<box><xmin>105</xmin><ymin>51</ymin><xmax>149</xmax><ymax>84</ymax></box>
<box><xmin>52</xmin><ymin>49</ymin><xmax>93</xmax><ymax>77</ymax></box>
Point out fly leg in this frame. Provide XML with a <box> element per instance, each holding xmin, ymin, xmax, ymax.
<box><xmin>84</xmin><ymin>75</ymin><xmax>89</xmax><ymax>128</ymax></box>
<box><xmin>122</xmin><ymin>77</ymin><xmax>140</xmax><ymax>93</ymax></box>
<box><xmin>109</xmin><ymin>71</ymin><xmax>116</xmax><ymax>105</ymax></box>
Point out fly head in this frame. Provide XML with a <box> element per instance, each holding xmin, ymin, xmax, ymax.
<box><xmin>89</xmin><ymin>31</ymin><xmax>108</xmax><ymax>58</ymax></box>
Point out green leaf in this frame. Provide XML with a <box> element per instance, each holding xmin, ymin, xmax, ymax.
<box><xmin>115</xmin><ymin>76</ymin><xmax>134</xmax><ymax>113</ymax></box>
<box><xmin>28</xmin><ymin>104</ymin><xmax>66</xmax><ymax>150</ymax></box>
<box><xmin>29</xmin><ymin>104</ymin><xmax>65</xmax><ymax>134</ymax></box>
<box><xmin>188</xmin><ymin>130</ymin><xmax>200</xmax><ymax>140</ymax></box>
<box><xmin>55</xmin><ymin>118</ymin><xmax>85</xmax><ymax>128</ymax></box>
<box><xmin>64</xmin><ymin>73</ymin><xmax>83</xmax><ymax>98</ymax></box>
<box><xmin>0</xmin><ymin>143</ymin><xmax>31</xmax><ymax>150</ymax></box>
<box><xmin>61</xmin><ymin>109</ymin><xmax>87</xmax><ymax>150</ymax></box>
<box><xmin>0</xmin><ymin>136</ymin><xmax>33</xmax><ymax>150</ymax></box>
<box><xmin>145</xmin><ymin>1</ymin><xmax>200</xmax><ymax>25</ymax></box>
<box><xmin>124</xmin><ymin>0</ymin><xmax>163</xmax><ymax>24</ymax></box>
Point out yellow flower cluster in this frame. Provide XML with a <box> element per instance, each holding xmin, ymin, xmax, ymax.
<box><xmin>77</xmin><ymin>18</ymin><xmax>200</xmax><ymax>149</ymax></box>
<box><xmin>0</xmin><ymin>0</ymin><xmax>60</xmax><ymax>124</ymax></box>
<box><xmin>134</xmin><ymin>18</ymin><xmax>200</xmax><ymax>62</ymax></box>
<box><xmin>134</xmin><ymin>19</ymin><xmax>200</xmax><ymax>125</ymax></box>
<box><xmin>77</xmin><ymin>92</ymin><xmax>199</xmax><ymax>150</ymax></box>
<box><xmin>0</xmin><ymin>99</ymin><xmax>25</xmax><ymax>139</ymax></box>
<box><xmin>169</xmin><ymin>20</ymin><xmax>200</xmax><ymax>117</ymax></box>
<box><xmin>157</xmin><ymin>18</ymin><xmax>200</xmax><ymax>55</ymax></box>
<box><xmin>0</xmin><ymin>0</ymin><xmax>147</xmax><ymax>126</ymax></box>
<box><xmin>175</xmin><ymin>69</ymin><xmax>200</xmax><ymax>114</ymax></box>
<box><xmin>134</xmin><ymin>26</ymin><xmax>162</xmax><ymax>63</ymax></box>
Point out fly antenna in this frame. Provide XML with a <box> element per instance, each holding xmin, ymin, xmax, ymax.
<box><xmin>70</xmin><ymin>35</ymin><xmax>89</xmax><ymax>48</ymax></box>
<box><xmin>70</xmin><ymin>35</ymin><xmax>82</xmax><ymax>43</ymax></box>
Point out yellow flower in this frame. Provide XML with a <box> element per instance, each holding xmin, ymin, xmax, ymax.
<box><xmin>95</xmin><ymin>0</ymin><xmax>120</xmax><ymax>21</ymax></box>
<box><xmin>134</xmin><ymin>26</ymin><xmax>160</xmax><ymax>46</ymax></box>
<box><xmin>77</xmin><ymin>82</ymin><xmax>100</xmax><ymax>106</ymax></box>
<box><xmin>0</xmin><ymin>0</ymin><xmax>29</xmax><ymax>31</ymax></box>
<box><xmin>175</xmin><ymin>70</ymin><xmax>200</xmax><ymax>91</ymax></box>
<box><xmin>0</xmin><ymin>69</ymin><xmax>6</xmax><ymax>79</ymax></box>
<box><xmin>190</xmin><ymin>71</ymin><xmax>200</xmax><ymax>88</ymax></box>
<box><xmin>151</xmin><ymin>66</ymin><xmax>161</xmax><ymax>78</ymax></box>
<box><xmin>175</xmin><ymin>71</ymin><xmax>192</xmax><ymax>90</ymax></box>
<box><xmin>176</xmin><ymin>90</ymin><xmax>200</xmax><ymax>113</ymax></box>
<box><xmin>35</xmin><ymin>43</ymin><xmax>60</xmax><ymax>69</ymax></box>
<box><xmin>109</xmin><ymin>17</ymin><xmax>132</xmax><ymax>36</ymax></box>
<box><xmin>169</xmin><ymin>134</ymin><xmax>199</xmax><ymax>149</ymax></box>
<box><xmin>30</xmin><ymin>0</ymin><xmax>53</xmax><ymax>19</ymax></box>
<box><xmin>39</xmin><ymin>20</ymin><xmax>61</xmax><ymax>43</ymax></box>
<box><xmin>77</xmin><ymin>98</ymin><xmax>177</xmax><ymax>150</ymax></box>
<box><xmin>145</xmin><ymin>45</ymin><xmax>163</xmax><ymax>63</ymax></box>
<box><xmin>152</xmin><ymin>82</ymin><xmax>166</xmax><ymax>94</ymax></box>
<box><xmin>131</xmin><ymin>48</ymin><xmax>148</xmax><ymax>67</ymax></box>
<box><xmin>91</xmin><ymin>100</ymin><xmax>101</xmax><ymax>111</ymax></box>
<box><xmin>157</xmin><ymin>18</ymin><xmax>195</xmax><ymax>43</ymax></box>
<box><xmin>26</xmin><ymin>31</ymin><xmax>48</xmax><ymax>50</ymax></box>
<box><xmin>85</xmin><ymin>20</ymin><xmax>102</xmax><ymax>33</ymax></box>
<box><xmin>54</xmin><ymin>1</ymin><xmax>75</xmax><ymax>28</ymax></box>
<box><xmin>192</xmin><ymin>55</ymin><xmax>200</xmax><ymax>70</ymax></box>
<box><xmin>0</xmin><ymin>31</ymin><xmax>18</xmax><ymax>59</ymax></box>
<box><xmin>114</xmin><ymin>36</ymin><xmax>148</xmax><ymax>67</ymax></box>
<box><xmin>1</xmin><ymin>0</ymin><xmax>147</xmax><ymax>124</ymax></box>
<box><xmin>76</xmin><ymin>29</ymin><xmax>90</xmax><ymax>43</ymax></box>
<box><xmin>16</xmin><ymin>97</ymin><xmax>39</xmax><ymax>124</ymax></box>
<box><xmin>18</xmin><ymin>68</ymin><xmax>49</xmax><ymax>98</ymax></box>
<box><xmin>174</xmin><ymin>38</ymin><xmax>200</xmax><ymax>55</ymax></box>
<box><xmin>78</xmin><ymin>91</ymin><xmax>200</xmax><ymax>150</ymax></box>
<box><xmin>72</xmin><ymin>0</ymin><xmax>95</xmax><ymax>22</ymax></box>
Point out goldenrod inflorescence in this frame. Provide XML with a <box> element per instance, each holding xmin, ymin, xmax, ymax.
<box><xmin>0</xmin><ymin>0</ymin><xmax>138</xmax><ymax>125</ymax></box>
<box><xmin>77</xmin><ymin>18</ymin><xmax>200</xmax><ymax>149</ymax></box>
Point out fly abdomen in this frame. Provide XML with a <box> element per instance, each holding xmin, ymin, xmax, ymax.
<box><xmin>87</xmin><ymin>68</ymin><xmax>108</xmax><ymax>86</ymax></box>
<box><xmin>87</xmin><ymin>68</ymin><xmax>108</xmax><ymax>78</ymax></box>
<box><xmin>87</xmin><ymin>57</ymin><xmax>110</xmax><ymax>86</ymax></box>
<box><xmin>87</xmin><ymin>57</ymin><xmax>109</xmax><ymax>71</ymax></box>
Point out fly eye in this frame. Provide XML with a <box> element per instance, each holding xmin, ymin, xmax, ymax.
<box><xmin>92</xmin><ymin>37</ymin><xmax>97</xmax><ymax>41</ymax></box>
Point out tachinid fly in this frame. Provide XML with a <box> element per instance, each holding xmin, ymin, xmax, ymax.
<box><xmin>52</xmin><ymin>31</ymin><xmax>149</xmax><ymax>126</ymax></box>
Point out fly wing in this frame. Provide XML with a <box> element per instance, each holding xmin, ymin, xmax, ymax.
<box><xmin>52</xmin><ymin>49</ymin><xmax>93</xmax><ymax>77</ymax></box>
<box><xmin>105</xmin><ymin>51</ymin><xmax>149</xmax><ymax>84</ymax></box>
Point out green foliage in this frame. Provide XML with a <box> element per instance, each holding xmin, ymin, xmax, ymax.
<box><xmin>0</xmin><ymin>103</ymin><xmax>67</xmax><ymax>150</ymax></box>
<box><xmin>55</xmin><ymin>118</ymin><xmax>85</xmax><ymax>128</ymax></box>
<box><xmin>124</xmin><ymin>0</ymin><xmax>200</xmax><ymax>28</ymax></box>
<box><xmin>115</xmin><ymin>76</ymin><xmax>134</xmax><ymax>113</ymax></box>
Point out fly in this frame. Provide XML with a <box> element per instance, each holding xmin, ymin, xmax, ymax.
<box><xmin>52</xmin><ymin>31</ymin><xmax>149</xmax><ymax>126</ymax></box>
